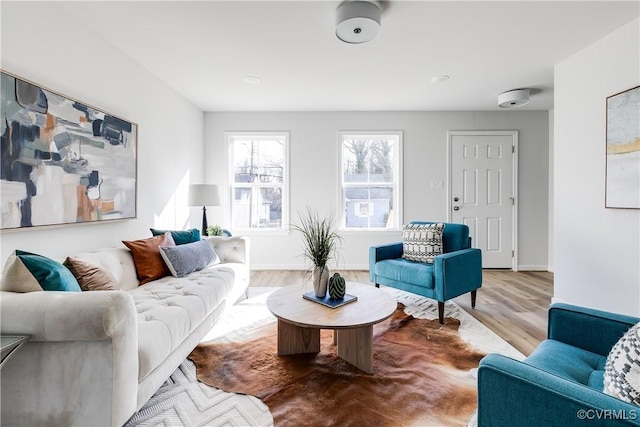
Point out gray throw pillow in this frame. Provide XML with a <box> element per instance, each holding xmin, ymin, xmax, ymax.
<box><xmin>159</xmin><ymin>239</ymin><xmax>219</xmax><ymax>277</ymax></box>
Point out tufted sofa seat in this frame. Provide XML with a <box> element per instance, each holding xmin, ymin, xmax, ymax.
<box><xmin>0</xmin><ymin>236</ymin><xmax>249</xmax><ymax>427</ymax></box>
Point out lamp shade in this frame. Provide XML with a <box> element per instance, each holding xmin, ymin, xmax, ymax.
<box><xmin>188</xmin><ymin>184</ymin><xmax>220</xmax><ymax>207</ymax></box>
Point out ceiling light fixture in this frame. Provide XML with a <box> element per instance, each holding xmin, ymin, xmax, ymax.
<box><xmin>243</xmin><ymin>76</ymin><xmax>261</xmax><ymax>85</ymax></box>
<box><xmin>498</xmin><ymin>89</ymin><xmax>530</xmax><ymax>108</ymax></box>
<box><xmin>336</xmin><ymin>1</ymin><xmax>381</xmax><ymax>44</ymax></box>
<box><xmin>430</xmin><ymin>75</ymin><xmax>450</xmax><ymax>83</ymax></box>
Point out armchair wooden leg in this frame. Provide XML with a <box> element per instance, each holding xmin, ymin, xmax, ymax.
<box><xmin>375</xmin><ymin>283</ymin><xmax>380</xmax><ymax>288</ymax></box>
<box><xmin>471</xmin><ymin>290</ymin><xmax>477</xmax><ymax>308</ymax></box>
<box><xmin>437</xmin><ymin>301</ymin><xmax>444</xmax><ymax>324</ymax></box>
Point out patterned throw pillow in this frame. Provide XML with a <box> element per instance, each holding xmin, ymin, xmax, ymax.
<box><xmin>604</xmin><ymin>322</ymin><xmax>640</xmax><ymax>405</ymax></box>
<box><xmin>159</xmin><ymin>239</ymin><xmax>219</xmax><ymax>278</ymax></box>
<box><xmin>401</xmin><ymin>223</ymin><xmax>445</xmax><ymax>263</ymax></box>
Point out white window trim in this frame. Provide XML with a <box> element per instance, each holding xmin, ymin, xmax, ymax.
<box><xmin>226</xmin><ymin>131</ymin><xmax>290</xmax><ymax>234</ymax></box>
<box><xmin>337</xmin><ymin>131</ymin><xmax>403</xmax><ymax>232</ymax></box>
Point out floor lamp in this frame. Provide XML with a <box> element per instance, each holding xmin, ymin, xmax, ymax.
<box><xmin>188</xmin><ymin>184</ymin><xmax>220</xmax><ymax>237</ymax></box>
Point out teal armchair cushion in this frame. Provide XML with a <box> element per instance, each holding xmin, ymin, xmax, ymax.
<box><xmin>524</xmin><ymin>340</ymin><xmax>607</xmax><ymax>388</ymax></box>
<box><xmin>374</xmin><ymin>259</ymin><xmax>435</xmax><ymax>289</ymax></box>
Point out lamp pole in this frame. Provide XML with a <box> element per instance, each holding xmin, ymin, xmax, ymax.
<box><xmin>201</xmin><ymin>206</ymin><xmax>208</xmax><ymax>237</ymax></box>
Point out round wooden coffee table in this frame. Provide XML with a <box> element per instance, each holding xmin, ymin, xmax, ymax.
<box><xmin>266</xmin><ymin>282</ymin><xmax>397</xmax><ymax>374</ymax></box>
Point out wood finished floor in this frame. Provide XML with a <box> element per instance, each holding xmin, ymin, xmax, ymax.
<box><xmin>249</xmin><ymin>269</ymin><xmax>553</xmax><ymax>356</ymax></box>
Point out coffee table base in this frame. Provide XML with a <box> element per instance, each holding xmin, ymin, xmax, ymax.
<box><xmin>336</xmin><ymin>326</ymin><xmax>373</xmax><ymax>374</ymax></box>
<box><xmin>277</xmin><ymin>320</ymin><xmax>320</xmax><ymax>355</ymax></box>
<box><xmin>276</xmin><ymin>320</ymin><xmax>374</xmax><ymax>374</ymax></box>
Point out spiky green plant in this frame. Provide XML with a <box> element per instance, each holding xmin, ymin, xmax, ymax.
<box><xmin>291</xmin><ymin>208</ymin><xmax>342</xmax><ymax>272</ymax></box>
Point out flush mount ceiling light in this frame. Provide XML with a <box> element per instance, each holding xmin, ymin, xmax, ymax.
<box><xmin>243</xmin><ymin>76</ymin><xmax>261</xmax><ymax>85</ymax></box>
<box><xmin>498</xmin><ymin>89</ymin><xmax>530</xmax><ymax>108</ymax></box>
<box><xmin>336</xmin><ymin>1</ymin><xmax>381</xmax><ymax>44</ymax></box>
<box><xmin>430</xmin><ymin>75</ymin><xmax>450</xmax><ymax>83</ymax></box>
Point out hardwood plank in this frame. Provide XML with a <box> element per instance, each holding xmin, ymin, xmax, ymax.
<box><xmin>249</xmin><ymin>269</ymin><xmax>553</xmax><ymax>357</ymax></box>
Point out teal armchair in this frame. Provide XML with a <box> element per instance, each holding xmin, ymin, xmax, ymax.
<box><xmin>478</xmin><ymin>303</ymin><xmax>640</xmax><ymax>426</ymax></box>
<box><xmin>369</xmin><ymin>221</ymin><xmax>482</xmax><ymax>323</ymax></box>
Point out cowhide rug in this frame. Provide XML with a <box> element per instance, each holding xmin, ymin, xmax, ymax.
<box><xmin>189</xmin><ymin>303</ymin><xmax>486</xmax><ymax>427</ymax></box>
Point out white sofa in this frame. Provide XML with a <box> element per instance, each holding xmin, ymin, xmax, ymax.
<box><xmin>0</xmin><ymin>235</ymin><xmax>250</xmax><ymax>427</ymax></box>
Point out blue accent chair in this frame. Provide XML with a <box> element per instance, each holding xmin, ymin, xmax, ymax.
<box><xmin>369</xmin><ymin>221</ymin><xmax>482</xmax><ymax>323</ymax></box>
<box><xmin>478</xmin><ymin>303</ymin><xmax>640</xmax><ymax>426</ymax></box>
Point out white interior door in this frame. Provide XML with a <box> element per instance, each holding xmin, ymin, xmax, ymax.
<box><xmin>448</xmin><ymin>131</ymin><xmax>517</xmax><ymax>269</ymax></box>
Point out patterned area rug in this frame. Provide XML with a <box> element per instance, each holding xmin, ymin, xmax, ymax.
<box><xmin>126</xmin><ymin>287</ymin><xmax>523</xmax><ymax>427</ymax></box>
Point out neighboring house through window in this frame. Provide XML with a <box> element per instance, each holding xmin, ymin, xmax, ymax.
<box><xmin>227</xmin><ymin>132</ymin><xmax>289</xmax><ymax>231</ymax></box>
<box><xmin>339</xmin><ymin>131</ymin><xmax>402</xmax><ymax>230</ymax></box>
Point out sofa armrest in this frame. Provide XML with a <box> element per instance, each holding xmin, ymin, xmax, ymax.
<box><xmin>369</xmin><ymin>243</ymin><xmax>403</xmax><ymax>282</ymax></box>
<box><xmin>478</xmin><ymin>353</ymin><xmax>640</xmax><ymax>426</ymax></box>
<box><xmin>548</xmin><ymin>303</ymin><xmax>638</xmax><ymax>356</ymax></box>
<box><xmin>433</xmin><ymin>248</ymin><xmax>482</xmax><ymax>301</ymax></box>
<box><xmin>207</xmin><ymin>235</ymin><xmax>250</xmax><ymax>265</ymax></box>
<box><xmin>0</xmin><ymin>290</ymin><xmax>139</xmax><ymax>426</ymax></box>
<box><xmin>0</xmin><ymin>290</ymin><xmax>137</xmax><ymax>342</ymax></box>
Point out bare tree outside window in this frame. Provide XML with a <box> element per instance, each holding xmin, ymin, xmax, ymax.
<box><xmin>341</xmin><ymin>133</ymin><xmax>401</xmax><ymax>229</ymax></box>
<box><xmin>229</xmin><ymin>134</ymin><xmax>288</xmax><ymax>230</ymax></box>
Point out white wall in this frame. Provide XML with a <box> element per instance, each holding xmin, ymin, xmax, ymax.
<box><xmin>0</xmin><ymin>3</ymin><xmax>204</xmax><ymax>265</ymax></box>
<box><xmin>554</xmin><ymin>18</ymin><xmax>640</xmax><ymax>316</ymax></box>
<box><xmin>548</xmin><ymin>109</ymin><xmax>555</xmax><ymax>272</ymax></box>
<box><xmin>205</xmin><ymin>111</ymin><xmax>549</xmax><ymax>270</ymax></box>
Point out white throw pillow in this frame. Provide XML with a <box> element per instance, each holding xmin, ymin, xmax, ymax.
<box><xmin>604</xmin><ymin>322</ymin><xmax>640</xmax><ymax>405</ymax></box>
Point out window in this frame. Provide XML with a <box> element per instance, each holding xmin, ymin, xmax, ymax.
<box><xmin>340</xmin><ymin>132</ymin><xmax>402</xmax><ymax>230</ymax></box>
<box><xmin>228</xmin><ymin>132</ymin><xmax>288</xmax><ymax>231</ymax></box>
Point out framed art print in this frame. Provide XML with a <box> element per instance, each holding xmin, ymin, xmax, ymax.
<box><xmin>605</xmin><ymin>85</ymin><xmax>640</xmax><ymax>209</ymax></box>
<box><xmin>1</xmin><ymin>70</ymin><xmax>137</xmax><ymax>230</ymax></box>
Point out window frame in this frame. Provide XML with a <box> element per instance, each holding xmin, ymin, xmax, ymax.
<box><xmin>338</xmin><ymin>131</ymin><xmax>403</xmax><ymax>232</ymax></box>
<box><xmin>227</xmin><ymin>131</ymin><xmax>290</xmax><ymax>234</ymax></box>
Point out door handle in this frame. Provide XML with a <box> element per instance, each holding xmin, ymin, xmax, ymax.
<box><xmin>453</xmin><ymin>206</ymin><xmax>460</xmax><ymax>211</ymax></box>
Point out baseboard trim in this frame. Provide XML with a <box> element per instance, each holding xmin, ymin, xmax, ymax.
<box><xmin>250</xmin><ymin>264</ymin><xmax>370</xmax><ymax>271</ymax></box>
<box><xmin>516</xmin><ymin>265</ymin><xmax>549</xmax><ymax>271</ymax></box>
<box><xmin>252</xmin><ymin>264</ymin><xmax>550</xmax><ymax>272</ymax></box>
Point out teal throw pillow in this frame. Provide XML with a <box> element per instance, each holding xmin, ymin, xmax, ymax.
<box><xmin>1</xmin><ymin>250</ymin><xmax>81</xmax><ymax>292</ymax></box>
<box><xmin>159</xmin><ymin>239</ymin><xmax>219</xmax><ymax>277</ymax></box>
<box><xmin>150</xmin><ymin>228</ymin><xmax>200</xmax><ymax>245</ymax></box>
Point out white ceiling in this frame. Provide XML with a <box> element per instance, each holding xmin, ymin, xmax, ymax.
<box><xmin>63</xmin><ymin>1</ymin><xmax>639</xmax><ymax>112</ymax></box>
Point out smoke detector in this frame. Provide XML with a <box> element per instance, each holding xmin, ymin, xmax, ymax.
<box><xmin>336</xmin><ymin>1</ymin><xmax>381</xmax><ymax>44</ymax></box>
<box><xmin>498</xmin><ymin>89</ymin><xmax>530</xmax><ymax>108</ymax></box>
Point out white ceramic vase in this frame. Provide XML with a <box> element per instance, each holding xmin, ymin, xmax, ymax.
<box><xmin>313</xmin><ymin>266</ymin><xmax>330</xmax><ymax>298</ymax></box>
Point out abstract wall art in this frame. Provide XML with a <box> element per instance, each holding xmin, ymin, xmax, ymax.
<box><xmin>1</xmin><ymin>70</ymin><xmax>137</xmax><ymax>230</ymax></box>
<box><xmin>606</xmin><ymin>85</ymin><xmax>640</xmax><ymax>209</ymax></box>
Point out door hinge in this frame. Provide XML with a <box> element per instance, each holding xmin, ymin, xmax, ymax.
<box><xmin>512</xmin><ymin>145</ymin><xmax>515</xmax><ymax>154</ymax></box>
<box><xmin>512</xmin><ymin>250</ymin><xmax>515</xmax><ymax>257</ymax></box>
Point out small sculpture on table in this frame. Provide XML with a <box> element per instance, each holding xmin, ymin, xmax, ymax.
<box><xmin>328</xmin><ymin>273</ymin><xmax>346</xmax><ymax>300</ymax></box>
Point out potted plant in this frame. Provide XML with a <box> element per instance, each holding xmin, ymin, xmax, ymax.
<box><xmin>292</xmin><ymin>208</ymin><xmax>342</xmax><ymax>298</ymax></box>
<box><xmin>206</xmin><ymin>225</ymin><xmax>224</xmax><ymax>237</ymax></box>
